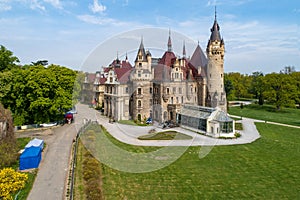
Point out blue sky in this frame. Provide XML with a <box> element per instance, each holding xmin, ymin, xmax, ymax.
<box><xmin>0</xmin><ymin>0</ymin><xmax>299</xmax><ymax>74</ymax></box>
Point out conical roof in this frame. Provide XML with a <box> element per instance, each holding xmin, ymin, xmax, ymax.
<box><xmin>135</xmin><ymin>38</ymin><xmax>148</xmax><ymax>62</ymax></box>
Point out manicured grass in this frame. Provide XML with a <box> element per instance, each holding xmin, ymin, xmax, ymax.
<box><xmin>16</xmin><ymin>137</ymin><xmax>32</xmax><ymax>150</ymax></box>
<box><xmin>138</xmin><ymin>131</ymin><xmax>192</xmax><ymax>140</ymax></box>
<box><xmin>76</xmin><ymin>123</ymin><xmax>300</xmax><ymax>199</ymax></box>
<box><xmin>229</xmin><ymin>104</ymin><xmax>300</xmax><ymax>126</ymax></box>
<box><xmin>118</xmin><ymin>120</ymin><xmax>138</xmax><ymax>126</ymax></box>
<box><xmin>118</xmin><ymin>120</ymin><xmax>150</xmax><ymax>126</ymax></box>
<box><xmin>235</xmin><ymin>122</ymin><xmax>243</xmax><ymax>130</ymax></box>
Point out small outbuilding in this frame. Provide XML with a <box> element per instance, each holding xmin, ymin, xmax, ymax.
<box><xmin>177</xmin><ymin>104</ymin><xmax>235</xmax><ymax>137</ymax></box>
<box><xmin>19</xmin><ymin>146</ymin><xmax>42</xmax><ymax>170</ymax></box>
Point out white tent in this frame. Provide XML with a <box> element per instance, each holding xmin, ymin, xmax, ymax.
<box><xmin>25</xmin><ymin>138</ymin><xmax>44</xmax><ymax>150</ymax></box>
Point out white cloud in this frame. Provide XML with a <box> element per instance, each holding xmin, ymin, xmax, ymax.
<box><xmin>206</xmin><ymin>0</ymin><xmax>252</xmax><ymax>7</ymax></box>
<box><xmin>43</xmin><ymin>0</ymin><xmax>62</xmax><ymax>9</ymax></box>
<box><xmin>77</xmin><ymin>14</ymin><xmax>127</xmax><ymax>26</ymax></box>
<box><xmin>0</xmin><ymin>0</ymin><xmax>11</xmax><ymax>11</ymax></box>
<box><xmin>29</xmin><ymin>0</ymin><xmax>46</xmax><ymax>11</ymax></box>
<box><xmin>89</xmin><ymin>0</ymin><xmax>106</xmax><ymax>14</ymax></box>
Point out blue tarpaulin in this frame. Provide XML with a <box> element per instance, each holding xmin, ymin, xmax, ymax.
<box><xmin>19</xmin><ymin>146</ymin><xmax>42</xmax><ymax>170</ymax></box>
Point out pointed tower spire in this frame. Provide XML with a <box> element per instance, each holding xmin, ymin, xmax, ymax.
<box><xmin>167</xmin><ymin>29</ymin><xmax>172</xmax><ymax>52</ymax></box>
<box><xmin>209</xmin><ymin>6</ymin><xmax>221</xmax><ymax>42</ymax></box>
<box><xmin>135</xmin><ymin>36</ymin><xmax>147</xmax><ymax>62</ymax></box>
<box><xmin>215</xmin><ymin>5</ymin><xmax>217</xmax><ymax>21</ymax></box>
<box><xmin>182</xmin><ymin>40</ymin><xmax>186</xmax><ymax>58</ymax></box>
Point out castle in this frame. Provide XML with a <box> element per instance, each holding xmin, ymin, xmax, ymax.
<box><xmin>83</xmin><ymin>13</ymin><xmax>234</xmax><ymax>136</ymax></box>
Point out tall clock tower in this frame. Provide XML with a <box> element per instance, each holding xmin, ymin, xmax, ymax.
<box><xmin>206</xmin><ymin>10</ymin><xmax>227</xmax><ymax>111</ymax></box>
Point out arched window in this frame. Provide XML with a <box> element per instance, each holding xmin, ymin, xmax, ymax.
<box><xmin>138</xmin><ymin>100</ymin><xmax>142</xmax><ymax>107</ymax></box>
<box><xmin>137</xmin><ymin>114</ymin><xmax>142</xmax><ymax>121</ymax></box>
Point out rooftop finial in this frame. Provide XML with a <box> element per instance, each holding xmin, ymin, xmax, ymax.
<box><xmin>215</xmin><ymin>6</ymin><xmax>217</xmax><ymax>21</ymax></box>
<box><xmin>183</xmin><ymin>40</ymin><xmax>186</xmax><ymax>58</ymax></box>
<box><xmin>168</xmin><ymin>28</ymin><xmax>172</xmax><ymax>52</ymax></box>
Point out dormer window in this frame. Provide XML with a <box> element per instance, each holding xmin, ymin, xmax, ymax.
<box><xmin>138</xmin><ymin>55</ymin><xmax>142</xmax><ymax>60</ymax></box>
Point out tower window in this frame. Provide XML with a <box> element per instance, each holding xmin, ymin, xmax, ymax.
<box><xmin>138</xmin><ymin>100</ymin><xmax>142</xmax><ymax>107</ymax></box>
<box><xmin>139</xmin><ymin>63</ymin><xmax>142</xmax><ymax>67</ymax></box>
<box><xmin>166</xmin><ymin>88</ymin><xmax>170</xmax><ymax>94</ymax></box>
<box><xmin>221</xmin><ymin>74</ymin><xmax>223</xmax><ymax>78</ymax></box>
<box><xmin>138</xmin><ymin>88</ymin><xmax>142</xmax><ymax>95</ymax></box>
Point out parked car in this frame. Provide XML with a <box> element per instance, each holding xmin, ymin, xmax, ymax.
<box><xmin>67</xmin><ymin>109</ymin><xmax>77</xmax><ymax>114</ymax></box>
<box><xmin>40</xmin><ymin>122</ymin><xmax>57</xmax><ymax>127</ymax></box>
<box><xmin>146</xmin><ymin>117</ymin><xmax>152</xmax><ymax>124</ymax></box>
<box><xmin>64</xmin><ymin>112</ymin><xmax>74</xmax><ymax>124</ymax></box>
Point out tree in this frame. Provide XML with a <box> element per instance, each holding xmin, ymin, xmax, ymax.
<box><xmin>224</xmin><ymin>74</ymin><xmax>234</xmax><ymax>100</ymax></box>
<box><xmin>264</xmin><ymin>73</ymin><xmax>296</xmax><ymax>110</ymax></box>
<box><xmin>290</xmin><ymin>72</ymin><xmax>300</xmax><ymax>107</ymax></box>
<box><xmin>31</xmin><ymin>60</ymin><xmax>48</xmax><ymax>66</ymax></box>
<box><xmin>0</xmin><ymin>45</ymin><xmax>20</xmax><ymax>72</ymax></box>
<box><xmin>249</xmin><ymin>71</ymin><xmax>265</xmax><ymax>105</ymax></box>
<box><xmin>225</xmin><ymin>72</ymin><xmax>252</xmax><ymax>100</ymax></box>
<box><xmin>0</xmin><ymin>64</ymin><xmax>78</xmax><ymax>125</ymax></box>
<box><xmin>0</xmin><ymin>104</ymin><xmax>17</xmax><ymax>169</ymax></box>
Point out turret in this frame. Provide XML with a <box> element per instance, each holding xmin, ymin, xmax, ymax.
<box><xmin>206</xmin><ymin>8</ymin><xmax>226</xmax><ymax>111</ymax></box>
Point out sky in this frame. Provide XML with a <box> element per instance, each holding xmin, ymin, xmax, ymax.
<box><xmin>0</xmin><ymin>0</ymin><xmax>299</xmax><ymax>74</ymax></box>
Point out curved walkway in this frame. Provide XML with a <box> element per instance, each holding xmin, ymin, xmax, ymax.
<box><xmin>94</xmin><ymin>109</ymin><xmax>261</xmax><ymax>146</ymax></box>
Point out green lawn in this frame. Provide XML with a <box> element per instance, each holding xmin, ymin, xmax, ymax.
<box><xmin>117</xmin><ymin>120</ymin><xmax>138</xmax><ymax>126</ymax></box>
<box><xmin>229</xmin><ymin>104</ymin><xmax>300</xmax><ymax>126</ymax></box>
<box><xmin>138</xmin><ymin>131</ymin><xmax>193</xmax><ymax>140</ymax></box>
<box><xmin>76</xmin><ymin>123</ymin><xmax>300</xmax><ymax>199</ymax></box>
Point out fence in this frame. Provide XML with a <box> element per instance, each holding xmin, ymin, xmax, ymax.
<box><xmin>65</xmin><ymin>120</ymin><xmax>98</xmax><ymax>200</ymax></box>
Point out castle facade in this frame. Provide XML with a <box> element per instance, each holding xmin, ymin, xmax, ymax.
<box><xmin>88</xmin><ymin>14</ymin><xmax>234</xmax><ymax>136</ymax></box>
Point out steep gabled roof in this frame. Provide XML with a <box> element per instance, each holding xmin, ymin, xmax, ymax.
<box><xmin>189</xmin><ymin>44</ymin><xmax>208</xmax><ymax>69</ymax></box>
<box><xmin>158</xmin><ymin>51</ymin><xmax>176</xmax><ymax>67</ymax></box>
<box><xmin>114</xmin><ymin>67</ymin><xmax>132</xmax><ymax>84</ymax></box>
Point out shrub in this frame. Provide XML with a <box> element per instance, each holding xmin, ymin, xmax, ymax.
<box><xmin>0</xmin><ymin>168</ymin><xmax>28</xmax><ymax>200</ymax></box>
<box><xmin>235</xmin><ymin>132</ymin><xmax>241</xmax><ymax>138</ymax></box>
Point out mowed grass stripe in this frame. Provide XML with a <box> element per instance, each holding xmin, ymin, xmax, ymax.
<box><xmin>76</xmin><ymin>123</ymin><xmax>300</xmax><ymax>199</ymax></box>
<box><xmin>229</xmin><ymin>104</ymin><xmax>300</xmax><ymax>126</ymax></box>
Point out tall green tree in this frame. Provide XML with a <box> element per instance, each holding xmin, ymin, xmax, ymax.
<box><xmin>0</xmin><ymin>64</ymin><xmax>78</xmax><ymax>125</ymax></box>
<box><xmin>226</xmin><ymin>72</ymin><xmax>252</xmax><ymax>100</ymax></box>
<box><xmin>249</xmin><ymin>71</ymin><xmax>265</xmax><ymax>105</ymax></box>
<box><xmin>224</xmin><ymin>74</ymin><xmax>234</xmax><ymax>100</ymax></box>
<box><xmin>290</xmin><ymin>72</ymin><xmax>300</xmax><ymax>107</ymax></box>
<box><xmin>0</xmin><ymin>45</ymin><xmax>19</xmax><ymax>72</ymax></box>
<box><xmin>264</xmin><ymin>73</ymin><xmax>296</xmax><ymax>110</ymax></box>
